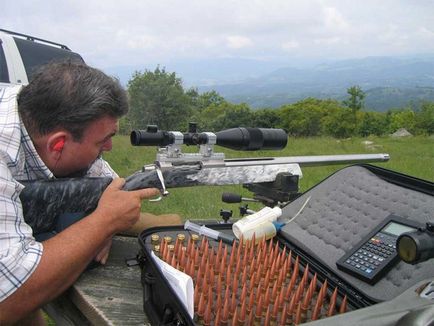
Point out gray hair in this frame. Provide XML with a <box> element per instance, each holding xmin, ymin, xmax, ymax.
<box><xmin>18</xmin><ymin>61</ymin><xmax>128</xmax><ymax>141</ymax></box>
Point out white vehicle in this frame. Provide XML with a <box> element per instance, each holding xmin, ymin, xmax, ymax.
<box><xmin>0</xmin><ymin>28</ymin><xmax>83</xmax><ymax>88</ymax></box>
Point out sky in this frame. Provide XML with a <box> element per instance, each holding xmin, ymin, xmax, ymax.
<box><xmin>2</xmin><ymin>0</ymin><xmax>434</xmax><ymax>78</ymax></box>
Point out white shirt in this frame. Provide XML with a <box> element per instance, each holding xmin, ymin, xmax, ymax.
<box><xmin>0</xmin><ymin>85</ymin><xmax>117</xmax><ymax>302</ymax></box>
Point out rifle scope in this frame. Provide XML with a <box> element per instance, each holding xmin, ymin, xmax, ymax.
<box><xmin>130</xmin><ymin>127</ymin><xmax>288</xmax><ymax>150</ymax></box>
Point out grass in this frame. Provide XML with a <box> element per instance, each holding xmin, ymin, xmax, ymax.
<box><xmin>103</xmin><ymin>135</ymin><xmax>433</xmax><ymax>221</ymax></box>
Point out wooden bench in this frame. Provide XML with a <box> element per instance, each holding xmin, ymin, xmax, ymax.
<box><xmin>45</xmin><ymin>236</ymin><xmax>150</xmax><ymax>325</ymax></box>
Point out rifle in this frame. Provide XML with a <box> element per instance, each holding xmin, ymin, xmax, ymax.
<box><xmin>20</xmin><ymin>125</ymin><xmax>389</xmax><ymax>231</ymax></box>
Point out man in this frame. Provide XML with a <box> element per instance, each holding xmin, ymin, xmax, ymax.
<box><xmin>0</xmin><ymin>61</ymin><xmax>179</xmax><ymax>324</ymax></box>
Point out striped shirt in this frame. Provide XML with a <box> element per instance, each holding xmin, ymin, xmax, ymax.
<box><xmin>0</xmin><ymin>85</ymin><xmax>117</xmax><ymax>302</ymax></box>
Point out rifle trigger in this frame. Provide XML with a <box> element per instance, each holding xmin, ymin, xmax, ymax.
<box><xmin>149</xmin><ymin>168</ymin><xmax>169</xmax><ymax>202</ymax></box>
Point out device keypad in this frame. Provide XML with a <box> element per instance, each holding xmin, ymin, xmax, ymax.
<box><xmin>344</xmin><ymin>232</ymin><xmax>397</xmax><ymax>276</ymax></box>
<box><xmin>337</xmin><ymin>215</ymin><xmax>420</xmax><ymax>284</ymax></box>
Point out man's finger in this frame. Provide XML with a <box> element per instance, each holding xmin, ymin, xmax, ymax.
<box><xmin>95</xmin><ymin>238</ymin><xmax>112</xmax><ymax>264</ymax></box>
<box><xmin>99</xmin><ymin>247</ymin><xmax>110</xmax><ymax>265</ymax></box>
<box><xmin>101</xmin><ymin>251</ymin><xmax>110</xmax><ymax>265</ymax></box>
<box><xmin>135</xmin><ymin>187</ymin><xmax>161</xmax><ymax>200</ymax></box>
<box><xmin>107</xmin><ymin>177</ymin><xmax>126</xmax><ymax>190</ymax></box>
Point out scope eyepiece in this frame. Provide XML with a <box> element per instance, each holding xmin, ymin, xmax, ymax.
<box><xmin>130</xmin><ymin>129</ymin><xmax>174</xmax><ymax>146</ymax></box>
<box><xmin>397</xmin><ymin>223</ymin><xmax>434</xmax><ymax>264</ymax></box>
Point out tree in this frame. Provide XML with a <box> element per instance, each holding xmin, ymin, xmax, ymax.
<box><xmin>127</xmin><ymin>67</ymin><xmax>193</xmax><ymax>131</ymax></box>
<box><xmin>343</xmin><ymin>85</ymin><xmax>365</xmax><ymax>131</ymax></box>
<box><xmin>279</xmin><ymin>98</ymin><xmax>340</xmax><ymax>136</ymax></box>
<box><xmin>251</xmin><ymin>109</ymin><xmax>281</xmax><ymax>128</ymax></box>
<box><xmin>415</xmin><ymin>102</ymin><xmax>434</xmax><ymax>135</ymax></box>
<box><xmin>193</xmin><ymin>101</ymin><xmax>253</xmax><ymax>131</ymax></box>
<box><xmin>190</xmin><ymin>101</ymin><xmax>229</xmax><ymax>131</ymax></box>
<box><xmin>195</xmin><ymin>90</ymin><xmax>226</xmax><ymax>111</ymax></box>
<box><xmin>118</xmin><ymin>116</ymin><xmax>131</xmax><ymax>135</ymax></box>
<box><xmin>187</xmin><ymin>90</ymin><xmax>228</xmax><ymax>130</ymax></box>
<box><xmin>212</xmin><ymin>103</ymin><xmax>253</xmax><ymax>131</ymax></box>
<box><xmin>358</xmin><ymin>111</ymin><xmax>388</xmax><ymax>136</ymax></box>
<box><xmin>343</xmin><ymin>85</ymin><xmax>366</xmax><ymax>113</ymax></box>
<box><xmin>388</xmin><ymin>109</ymin><xmax>416</xmax><ymax>133</ymax></box>
<box><xmin>321</xmin><ymin>107</ymin><xmax>356</xmax><ymax>138</ymax></box>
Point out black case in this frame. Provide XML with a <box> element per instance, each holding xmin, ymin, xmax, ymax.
<box><xmin>138</xmin><ymin>164</ymin><xmax>434</xmax><ymax>325</ymax></box>
<box><xmin>139</xmin><ymin>225</ymin><xmax>376</xmax><ymax>326</ymax></box>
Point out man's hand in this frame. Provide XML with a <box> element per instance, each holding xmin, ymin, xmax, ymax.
<box><xmin>94</xmin><ymin>237</ymin><xmax>112</xmax><ymax>264</ymax></box>
<box><xmin>120</xmin><ymin>212</ymin><xmax>183</xmax><ymax>236</ymax></box>
<box><xmin>95</xmin><ymin>178</ymin><xmax>160</xmax><ymax>234</ymax></box>
<box><xmin>0</xmin><ymin>178</ymin><xmax>158</xmax><ymax>324</ymax></box>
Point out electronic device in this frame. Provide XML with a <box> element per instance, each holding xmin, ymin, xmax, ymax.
<box><xmin>337</xmin><ymin>214</ymin><xmax>422</xmax><ymax>284</ymax></box>
<box><xmin>397</xmin><ymin>221</ymin><xmax>434</xmax><ymax>264</ymax></box>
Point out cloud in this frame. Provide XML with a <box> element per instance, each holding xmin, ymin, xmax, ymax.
<box><xmin>314</xmin><ymin>37</ymin><xmax>342</xmax><ymax>45</ymax></box>
<box><xmin>417</xmin><ymin>26</ymin><xmax>434</xmax><ymax>40</ymax></box>
<box><xmin>1</xmin><ymin>0</ymin><xmax>433</xmax><ymax>69</ymax></box>
<box><xmin>323</xmin><ymin>7</ymin><xmax>349</xmax><ymax>31</ymax></box>
<box><xmin>281</xmin><ymin>40</ymin><xmax>300</xmax><ymax>51</ymax></box>
<box><xmin>124</xmin><ymin>35</ymin><xmax>158</xmax><ymax>50</ymax></box>
<box><xmin>226</xmin><ymin>36</ymin><xmax>253</xmax><ymax>49</ymax></box>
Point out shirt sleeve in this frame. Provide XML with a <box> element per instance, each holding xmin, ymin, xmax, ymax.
<box><xmin>0</xmin><ymin>157</ymin><xmax>43</xmax><ymax>302</ymax></box>
<box><xmin>86</xmin><ymin>157</ymin><xmax>119</xmax><ymax>178</ymax></box>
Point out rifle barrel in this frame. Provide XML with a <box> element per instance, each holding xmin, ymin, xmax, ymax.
<box><xmin>223</xmin><ymin>153</ymin><xmax>390</xmax><ymax>167</ymax></box>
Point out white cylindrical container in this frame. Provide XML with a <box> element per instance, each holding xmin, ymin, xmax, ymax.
<box><xmin>232</xmin><ymin>206</ymin><xmax>282</xmax><ymax>240</ymax></box>
<box><xmin>237</xmin><ymin>221</ymin><xmax>277</xmax><ymax>244</ymax></box>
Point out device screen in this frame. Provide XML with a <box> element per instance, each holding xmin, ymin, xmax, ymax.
<box><xmin>383</xmin><ymin>222</ymin><xmax>417</xmax><ymax>236</ymax></box>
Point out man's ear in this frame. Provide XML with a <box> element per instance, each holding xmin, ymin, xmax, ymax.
<box><xmin>47</xmin><ymin>132</ymin><xmax>67</xmax><ymax>156</ymax></box>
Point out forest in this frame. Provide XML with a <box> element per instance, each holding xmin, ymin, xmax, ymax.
<box><xmin>121</xmin><ymin>67</ymin><xmax>434</xmax><ymax>137</ymax></box>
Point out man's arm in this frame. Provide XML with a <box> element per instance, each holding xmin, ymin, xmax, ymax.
<box><xmin>0</xmin><ymin>178</ymin><xmax>159</xmax><ymax>324</ymax></box>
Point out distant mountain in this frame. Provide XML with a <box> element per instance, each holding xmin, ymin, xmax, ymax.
<box><xmin>199</xmin><ymin>55</ymin><xmax>434</xmax><ymax>111</ymax></box>
<box><xmin>364</xmin><ymin>87</ymin><xmax>434</xmax><ymax>111</ymax></box>
<box><xmin>104</xmin><ymin>55</ymin><xmax>434</xmax><ymax>111</ymax></box>
<box><xmin>104</xmin><ymin>58</ymin><xmax>289</xmax><ymax>87</ymax></box>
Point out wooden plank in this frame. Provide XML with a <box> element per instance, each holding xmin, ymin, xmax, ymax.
<box><xmin>44</xmin><ymin>292</ymin><xmax>90</xmax><ymax>326</ymax></box>
<box><xmin>67</xmin><ymin>236</ymin><xmax>151</xmax><ymax>326</ymax></box>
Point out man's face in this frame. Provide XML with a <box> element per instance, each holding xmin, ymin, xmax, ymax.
<box><xmin>53</xmin><ymin>116</ymin><xmax>118</xmax><ymax>177</ymax></box>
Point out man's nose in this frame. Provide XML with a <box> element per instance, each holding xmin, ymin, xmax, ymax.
<box><xmin>101</xmin><ymin>139</ymin><xmax>113</xmax><ymax>151</ymax></box>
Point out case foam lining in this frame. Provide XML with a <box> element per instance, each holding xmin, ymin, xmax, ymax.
<box><xmin>280</xmin><ymin>165</ymin><xmax>433</xmax><ymax>302</ymax></box>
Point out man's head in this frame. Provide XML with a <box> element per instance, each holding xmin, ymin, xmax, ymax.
<box><xmin>17</xmin><ymin>61</ymin><xmax>128</xmax><ymax>177</ymax></box>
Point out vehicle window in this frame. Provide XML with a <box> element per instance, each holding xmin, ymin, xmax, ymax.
<box><xmin>0</xmin><ymin>41</ymin><xmax>10</xmax><ymax>83</ymax></box>
<box><xmin>13</xmin><ymin>37</ymin><xmax>84</xmax><ymax>82</ymax></box>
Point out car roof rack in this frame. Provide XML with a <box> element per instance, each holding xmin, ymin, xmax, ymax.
<box><xmin>0</xmin><ymin>28</ymin><xmax>71</xmax><ymax>50</ymax></box>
